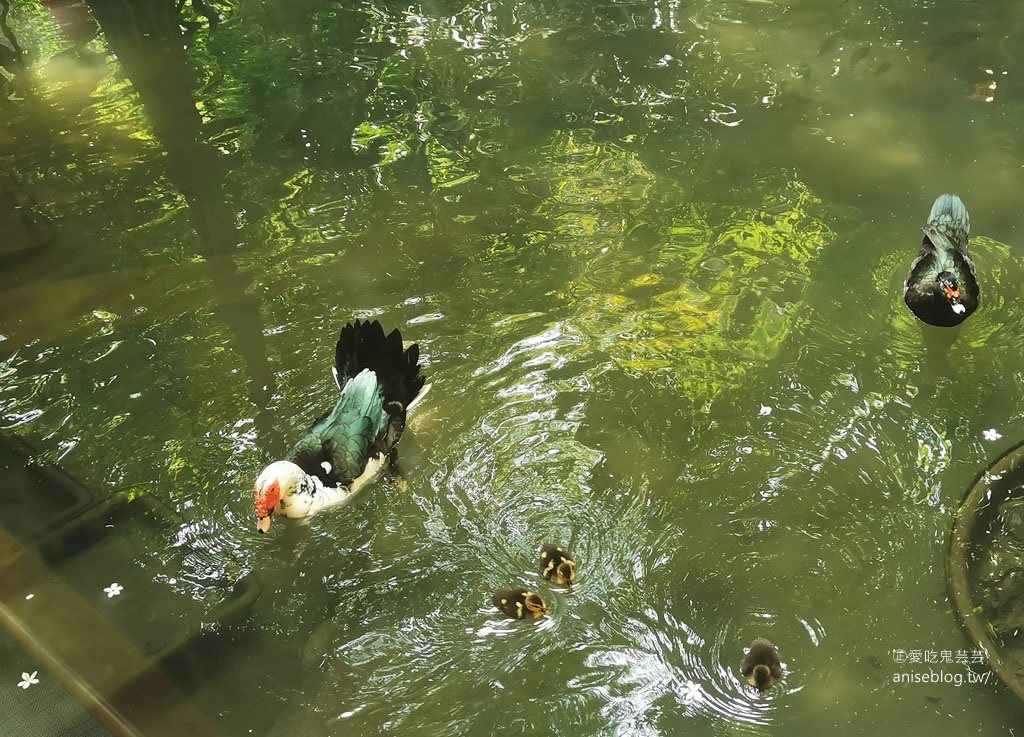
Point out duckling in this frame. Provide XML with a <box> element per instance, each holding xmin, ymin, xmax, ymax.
<box><xmin>741</xmin><ymin>638</ymin><xmax>783</xmax><ymax>695</ymax></box>
<box><xmin>492</xmin><ymin>588</ymin><xmax>548</xmax><ymax>619</ymax></box>
<box><xmin>539</xmin><ymin>543</ymin><xmax>576</xmax><ymax>589</ymax></box>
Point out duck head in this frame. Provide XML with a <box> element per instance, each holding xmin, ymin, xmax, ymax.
<box><xmin>253</xmin><ymin>460</ymin><xmax>305</xmax><ymax>533</ymax></box>
<box><xmin>553</xmin><ymin>559</ymin><xmax>576</xmax><ymax>588</ymax></box>
<box><xmin>749</xmin><ymin>664</ymin><xmax>777</xmax><ymax>695</ymax></box>
<box><xmin>523</xmin><ymin>592</ymin><xmax>549</xmax><ymax>618</ymax></box>
<box><xmin>937</xmin><ymin>272</ymin><xmax>966</xmax><ymax>315</ymax></box>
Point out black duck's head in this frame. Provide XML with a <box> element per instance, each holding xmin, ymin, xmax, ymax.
<box><xmin>936</xmin><ymin>271</ymin><xmax>965</xmax><ymax>315</ymax></box>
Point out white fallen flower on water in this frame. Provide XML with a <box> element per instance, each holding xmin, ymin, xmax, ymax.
<box><xmin>103</xmin><ymin>583</ymin><xmax>124</xmax><ymax>598</ymax></box>
<box><xmin>983</xmin><ymin>428</ymin><xmax>1002</xmax><ymax>442</ymax></box>
<box><xmin>680</xmin><ymin>680</ymin><xmax>701</xmax><ymax>702</ymax></box>
<box><xmin>18</xmin><ymin>671</ymin><xmax>39</xmax><ymax>689</ymax></box>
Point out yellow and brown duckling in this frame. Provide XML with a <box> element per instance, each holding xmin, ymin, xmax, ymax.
<box><xmin>492</xmin><ymin>588</ymin><xmax>548</xmax><ymax>619</ymax></box>
<box><xmin>539</xmin><ymin>543</ymin><xmax>576</xmax><ymax>589</ymax></box>
<box><xmin>741</xmin><ymin>638</ymin><xmax>783</xmax><ymax>695</ymax></box>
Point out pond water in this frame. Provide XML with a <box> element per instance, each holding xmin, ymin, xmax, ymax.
<box><xmin>3</xmin><ymin>0</ymin><xmax>1024</xmax><ymax>734</ymax></box>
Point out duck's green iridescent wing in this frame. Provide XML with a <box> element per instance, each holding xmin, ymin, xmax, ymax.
<box><xmin>288</xmin><ymin>370</ymin><xmax>388</xmax><ymax>486</ymax></box>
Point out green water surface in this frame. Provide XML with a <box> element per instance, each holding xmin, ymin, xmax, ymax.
<box><xmin>3</xmin><ymin>0</ymin><xmax>1024</xmax><ymax>734</ymax></box>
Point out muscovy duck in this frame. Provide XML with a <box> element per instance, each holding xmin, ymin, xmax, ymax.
<box><xmin>253</xmin><ymin>319</ymin><xmax>428</xmax><ymax>532</ymax></box>
<box><xmin>539</xmin><ymin>543</ymin><xmax>576</xmax><ymax>589</ymax></box>
<box><xmin>903</xmin><ymin>194</ymin><xmax>979</xmax><ymax>327</ymax></box>
<box><xmin>492</xmin><ymin>588</ymin><xmax>549</xmax><ymax>619</ymax></box>
<box><xmin>741</xmin><ymin>638</ymin><xmax>783</xmax><ymax>695</ymax></box>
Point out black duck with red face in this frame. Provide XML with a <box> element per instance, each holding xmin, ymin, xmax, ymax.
<box><xmin>903</xmin><ymin>194</ymin><xmax>979</xmax><ymax>327</ymax></box>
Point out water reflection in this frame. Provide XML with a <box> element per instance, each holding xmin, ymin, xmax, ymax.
<box><xmin>4</xmin><ymin>0</ymin><xmax>1024</xmax><ymax>735</ymax></box>
<box><xmin>0</xmin><ymin>0</ymin><xmax>24</xmax><ymax>72</ymax></box>
<box><xmin>83</xmin><ymin>0</ymin><xmax>277</xmax><ymax>442</ymax></box>
<box><xmin>251</xmin><ymin>318</ymin><xmax>814</xmax><ymax>735</ymax></box>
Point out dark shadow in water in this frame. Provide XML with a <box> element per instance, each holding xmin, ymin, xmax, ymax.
<box><xmin>0</xmin><ymin>172</ymin><xmax>55</xmax><ymax>263</ymax></box>
<box><xmin>41</xmin><ymin>0</ymin><xmax>99</xmax><ymax>59</ymax></box>
<box><xmin>0</xmin><ymin>0</ymin><xmax>24</xmax><ymax>113</ymax></box>
<box><xmin>0</xmin><ymin>431</ymin><xmax>255</xmax><ymax>737</ymax></box>
<box><xmin>1</xmin><ymin>2</ymin><xmax>294</xmax><ymax>727</ymax></box>
<box><xmin>84</xmin><ymin>0</ymin><xmax>281</xmax><ymax>451</ymax></box>
<box><xmin>0</xmin><ymin>0</ymin><xmax>24</xmax><ymax>68</ymax></box>
<box><xmin>918</xmin><ymin>321</ymin><xmax>959</xmax><ymax>376</ymax></box>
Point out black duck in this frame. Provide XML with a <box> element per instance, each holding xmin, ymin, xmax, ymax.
<box><xmin>904</xmin><ymin>194</ymin><xmax>978</xmax><ymax>327</ymax></box>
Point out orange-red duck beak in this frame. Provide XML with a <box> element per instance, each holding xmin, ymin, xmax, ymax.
<box><xmin>257</xmin><ymin>515</ymin><xmax>272</xmax><ymax>534</ymax></box>
<box><xmin>944</xmin><ymin>283</ymin><xmax>961</xmax><ymax>301</ymax></box>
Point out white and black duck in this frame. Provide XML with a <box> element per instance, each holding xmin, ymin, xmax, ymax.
<box><xmin>903</xmin><ymin>193</ymin><xmax>979</xmax><ymax>327</ymax></box>
<box><xmin>252</xmin><ymin>319</ymin><xmax>428</xmax><ymax>532</ymax></box>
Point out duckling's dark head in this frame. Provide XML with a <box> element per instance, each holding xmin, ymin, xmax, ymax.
<box><xmin>524</xmin><ymin>592</ymin><xmax>548</xmax><ymax>618</ymax></box>
<box><xmin>556</xmin><ymin>559</ymin><xmax>576</xmax><ymax>588</ymax></box>
<box><xmin>751</xmin><ymin>664</ymin><xmax>774</xmax><ymax>694</ymax></box>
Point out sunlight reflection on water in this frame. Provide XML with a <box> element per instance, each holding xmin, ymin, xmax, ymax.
<box><xmin>5</xmin><ymin>0</ymin><xmax>1024</xmax><ymax>734</ymax></box>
